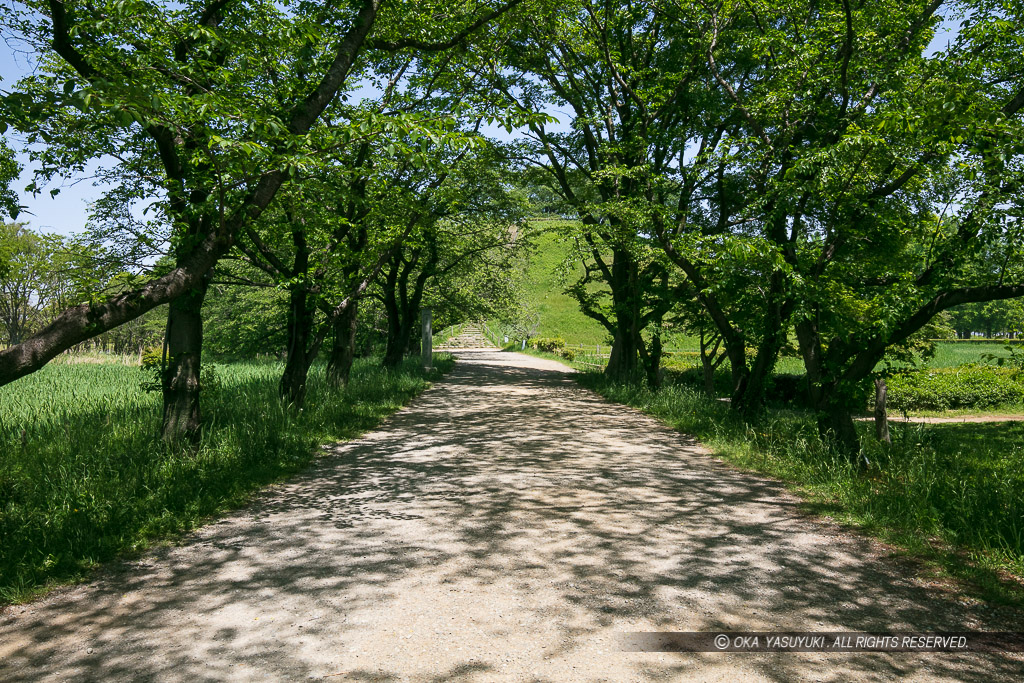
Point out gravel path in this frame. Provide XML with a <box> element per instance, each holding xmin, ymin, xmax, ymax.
<box><xmin>1</xmin><ymin>350</ymin><xmax>1021</xmax><ymax>682</ymax></box>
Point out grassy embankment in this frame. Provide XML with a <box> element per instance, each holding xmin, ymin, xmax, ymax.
<box><xmin>512</xmin><ymin>224</ymin><xmax>609</xmax><ymax>346</ymax></box>
<box><xmin>0</xmin><ymin>354</ymin><xmax>453</xmax><ymax>604</ymax></box>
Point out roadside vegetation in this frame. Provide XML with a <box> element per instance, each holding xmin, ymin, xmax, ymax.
<box><xmin>0</xmin><ymin>354</ymin><xmax>453</xmax><ymax>604</ymax></box>
<box><xmin>517</xmin><ymin>342</ymin><xmax>1024</xmax><ymax>604</ymax></box>
<box><xmin>580</xmin><ymin>373</ymin><xmax>1024</xmax><ymax>605</ymax></box>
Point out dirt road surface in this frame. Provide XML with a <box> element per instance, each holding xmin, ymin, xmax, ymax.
<box><xmin>2</xmin><ymin>350</ymin><xmax>1021</xmax><ymax>682</ymax></box>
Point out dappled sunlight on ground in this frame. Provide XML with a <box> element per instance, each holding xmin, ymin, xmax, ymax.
<box><xmin>1</xmin><ymin>350</ymin><xmax>1020</xmax><ymax>681</ymax></box>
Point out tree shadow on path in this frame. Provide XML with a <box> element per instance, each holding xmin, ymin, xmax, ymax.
<box><xmin>1</xmin><ymin>350</ymin><xmax>1021</xmax><ymax>682</ymax></box>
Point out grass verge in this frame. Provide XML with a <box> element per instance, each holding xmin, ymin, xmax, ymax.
<box><xmin>571</xmin><ymin>370</ymin><xmax>1024</xmax><ymax>607</ymax></box>
<box><xmin>0</xmin><ymin>354</ymin><xmax>453</xmax><ymax>605</ymax></box>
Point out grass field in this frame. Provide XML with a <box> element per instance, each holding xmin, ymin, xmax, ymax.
<box><xmin>928</xmin><ymin>341</ymin><xmax>1015</xmax><ymax>367</ymax></box>
<box><xmin>0</xmin><ymin>355</ymin><xmax>453</xmax><ymax>604</ymax></box>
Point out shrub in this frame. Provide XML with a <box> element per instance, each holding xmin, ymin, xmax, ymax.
<box><xmin>886</xmin><ymin>365</ymin><xmax>1024</xmax><ymax>411</ymax></box>
<box><xmin>140</xmin><ymin>347</ymin><xmax>163</xmax><ymax>369</ymax></box>
<box><xmin>662</xmin><ymin>351</ymin><xmax>700</xmax><ymax>360</ymax></box>
<box><xmin>530</xmin><ymin>337</ymin><xmax>567</xmax><ymax>354</ymax></box>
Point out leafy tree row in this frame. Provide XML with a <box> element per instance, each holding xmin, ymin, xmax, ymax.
<box><xmin>948</xmin><ymin>301</ymin><xmax>1024</xmax><ymax>338</ymax></box>
<box><xmin>489</xmin><ymin>0</ymin><xmax>1023</xmax><ymax>456</ymax></box>
<box><xmin>2</xmin><ymin>0</ymin><xmax>1022</xmax><ymax>462</ymax></box>
<box><xmin>0</xmin><ymin>0</ymin><xmax>541</xmax><ymax>440</ymax></box>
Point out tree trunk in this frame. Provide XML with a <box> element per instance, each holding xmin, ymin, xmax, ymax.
<box><xmin>874</xmin><ymin>378</ymin><xmax>891</xmax><ymax>444</ymax></box>
<box><xmin>737</xmin><ymin>344</ymin><xmax>780</xmax><ymax>419</ymax></box>
<box><xmin>161</xmin><ymin>276</ymin><xmax>210</xmax><ymax>442</ymax></box>
<box><xmin>382</xmin><ymin>248</ymin><xmax>432</xmax><ymax>370</ymax></box>
<box><xmin>383</xmin><ymin>299</ymin><xmax>423</xmax><ymax>369</ymax></box>
<box><xmin>604</xmin><ymin>248</ymin><xmax>643</xmax><ymax>383</ymax></box>
<box><xmin>382</xmin><ymin>311</ymin><xmax>409</xmax><ymax>368</ymax></box>
<box><xmin>278</xmin><ymin>223</ymin><xmax>316</xmax><ymax>407</ymax></box>
<box><xmin>279</xmin><ymin>284</ymin><xmax>315</xmax><ymax>407</ymax></box>
<box><xmin>734</xmin><ymin>272</ymin><xmax>790</xmax><ymax>419</ymax></box>
<box><xmin>381</xmin><ymin>255</ymin><xmax>406</xmax><ymax>369</ymax></box>
<box><xmin>638</xmin><ymin>331</ymin><xmax>663</xmax><ymax>388</ymax></box>
<box><xmin>699</xmin><ymin>333</ymin><xmax>728</xmax><ymax>397</ymax></box>
<box><xmin>796</xmin><ymin>318</ymin><xmax>864</xmax><ymax>462</ymax></box>
<box><xmin>817</xmin><ymin>407</ymin><xmax>862</xmax><ymax>460</ymax></box>
<box><xmin>605</xmin><ymin>324</ymin><xmax>641</xmax><ymax>382</ymax></box>
<box><xmin>328</xmin><ymin>299</ymin><xmax>359</xmax><ymax>388</ymax></box>
<box><xmin>727</xmin><ymin>346</ymin><xmax>749</xmax><ymax>405</ymax></box>
<box><xmin>702</xmin><ymin>359</ymin><xmax>716</xmax><ymax>396</ymax></box>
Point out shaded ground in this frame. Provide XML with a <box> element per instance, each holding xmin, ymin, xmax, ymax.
<box><xmin>1</xmin><ymin>350</ymin><xmax>1021</xmax><ymax>681</ymax></box>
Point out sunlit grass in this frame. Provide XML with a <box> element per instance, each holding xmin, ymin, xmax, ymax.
<box><xmin>0</xmin><ymin>355</ymin><xmax>453</xmax><ymax>604</ymax></box>
<box><xmin>929</xmin><ymin>341</ymin><xmax>1014</xmax><ymax>368</ymax></box>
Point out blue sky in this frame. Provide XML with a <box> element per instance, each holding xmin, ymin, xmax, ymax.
<box><xmin>2</xmin><ymin>40</ymin><xmax>109</xmax><ymax>236</ymax></box>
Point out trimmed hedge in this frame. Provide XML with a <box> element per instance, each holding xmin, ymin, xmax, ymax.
<box><xmin>886</xmin><ymin>365</ymin><xmax>1024</xmax><ymax>411</ymax></box>
<box><xmin>529</xmin><ymin>337</ymin><xmax>566</xmax><ymax>353</ymax></box>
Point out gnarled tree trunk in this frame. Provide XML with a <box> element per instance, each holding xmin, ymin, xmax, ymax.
<box><xmin>161</xmin><ymin>276</ymin><xmax>210</xmax><ymax>442</ymax></box>
<box><xmin>327</xmin><ymin>299</ymin><xmax>359</xmax><ymax>388</ymax></box>
<box><xmin>604</xmin><ymin>248</ymin><xmax>643</xmax><ymax>383</ymax></box>
<box><xmin>795</xmin><ymin>318</ymin><xmax>864</xmax><ymax>461</ymax></box>
<box><xmin>279</xmin><ymin>285</ymin><xmax>316</xmax><ymax>407</ymax></box>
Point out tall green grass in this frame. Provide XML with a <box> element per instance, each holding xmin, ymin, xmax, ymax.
<box><xmin>929</xmin><ymin>341</ymin><xmax>1014</xmax><ymax>368</ymax></box>
<box><xmin>0</xmin><ymin>355</ymin><xmax>453</xmax><ymax>604</ymax></box>
<box><xmin>578</xmin><ymin>373</ymin><xmax>1024</xmax><ymax>604</ymax></box>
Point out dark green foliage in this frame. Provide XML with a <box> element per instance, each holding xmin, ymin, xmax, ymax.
<box><xmin>0</xmin><ymin>355</ymin><xmax>453</xmax><ymax>603</ymax></box>
<box><xmin>886</xmin><ymin>366</ymin><xmax>1024</xmax><ymax>412</ymax></box>
<box><xmin>765</xmin><ymin>373</ymin><xmax>812</xmax><ymax>408</ymax></box>
<box><xmin>0</xmin><ymin>140</ymin><xmax>20</xmax><ymax>220</ymax></box>
<box><xmin>202</xmin><ymin>284</ymin><xmax>289</xmax><ymax>359</ymax></box>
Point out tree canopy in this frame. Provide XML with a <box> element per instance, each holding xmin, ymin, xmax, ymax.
<box><xmin>1</xmin><ymin>0</ymin><xmax>1022</xmax><ymax>455</ymax></box>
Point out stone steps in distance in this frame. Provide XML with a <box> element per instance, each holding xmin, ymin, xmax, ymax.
<box><xmin>436</xmin><ymin>324</ymin><xmax>498</xmax><ymax>350</ymax></box>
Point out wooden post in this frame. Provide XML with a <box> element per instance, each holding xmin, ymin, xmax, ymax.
<box><xmin>874</xmin><ymin>378</ymin><xmax>891</xmax><ymax>444</ymax></box>
<box><xmin>421</xmin><ymin>307</ymin><xmax>432</xmax><ymax>370</ymax></box>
